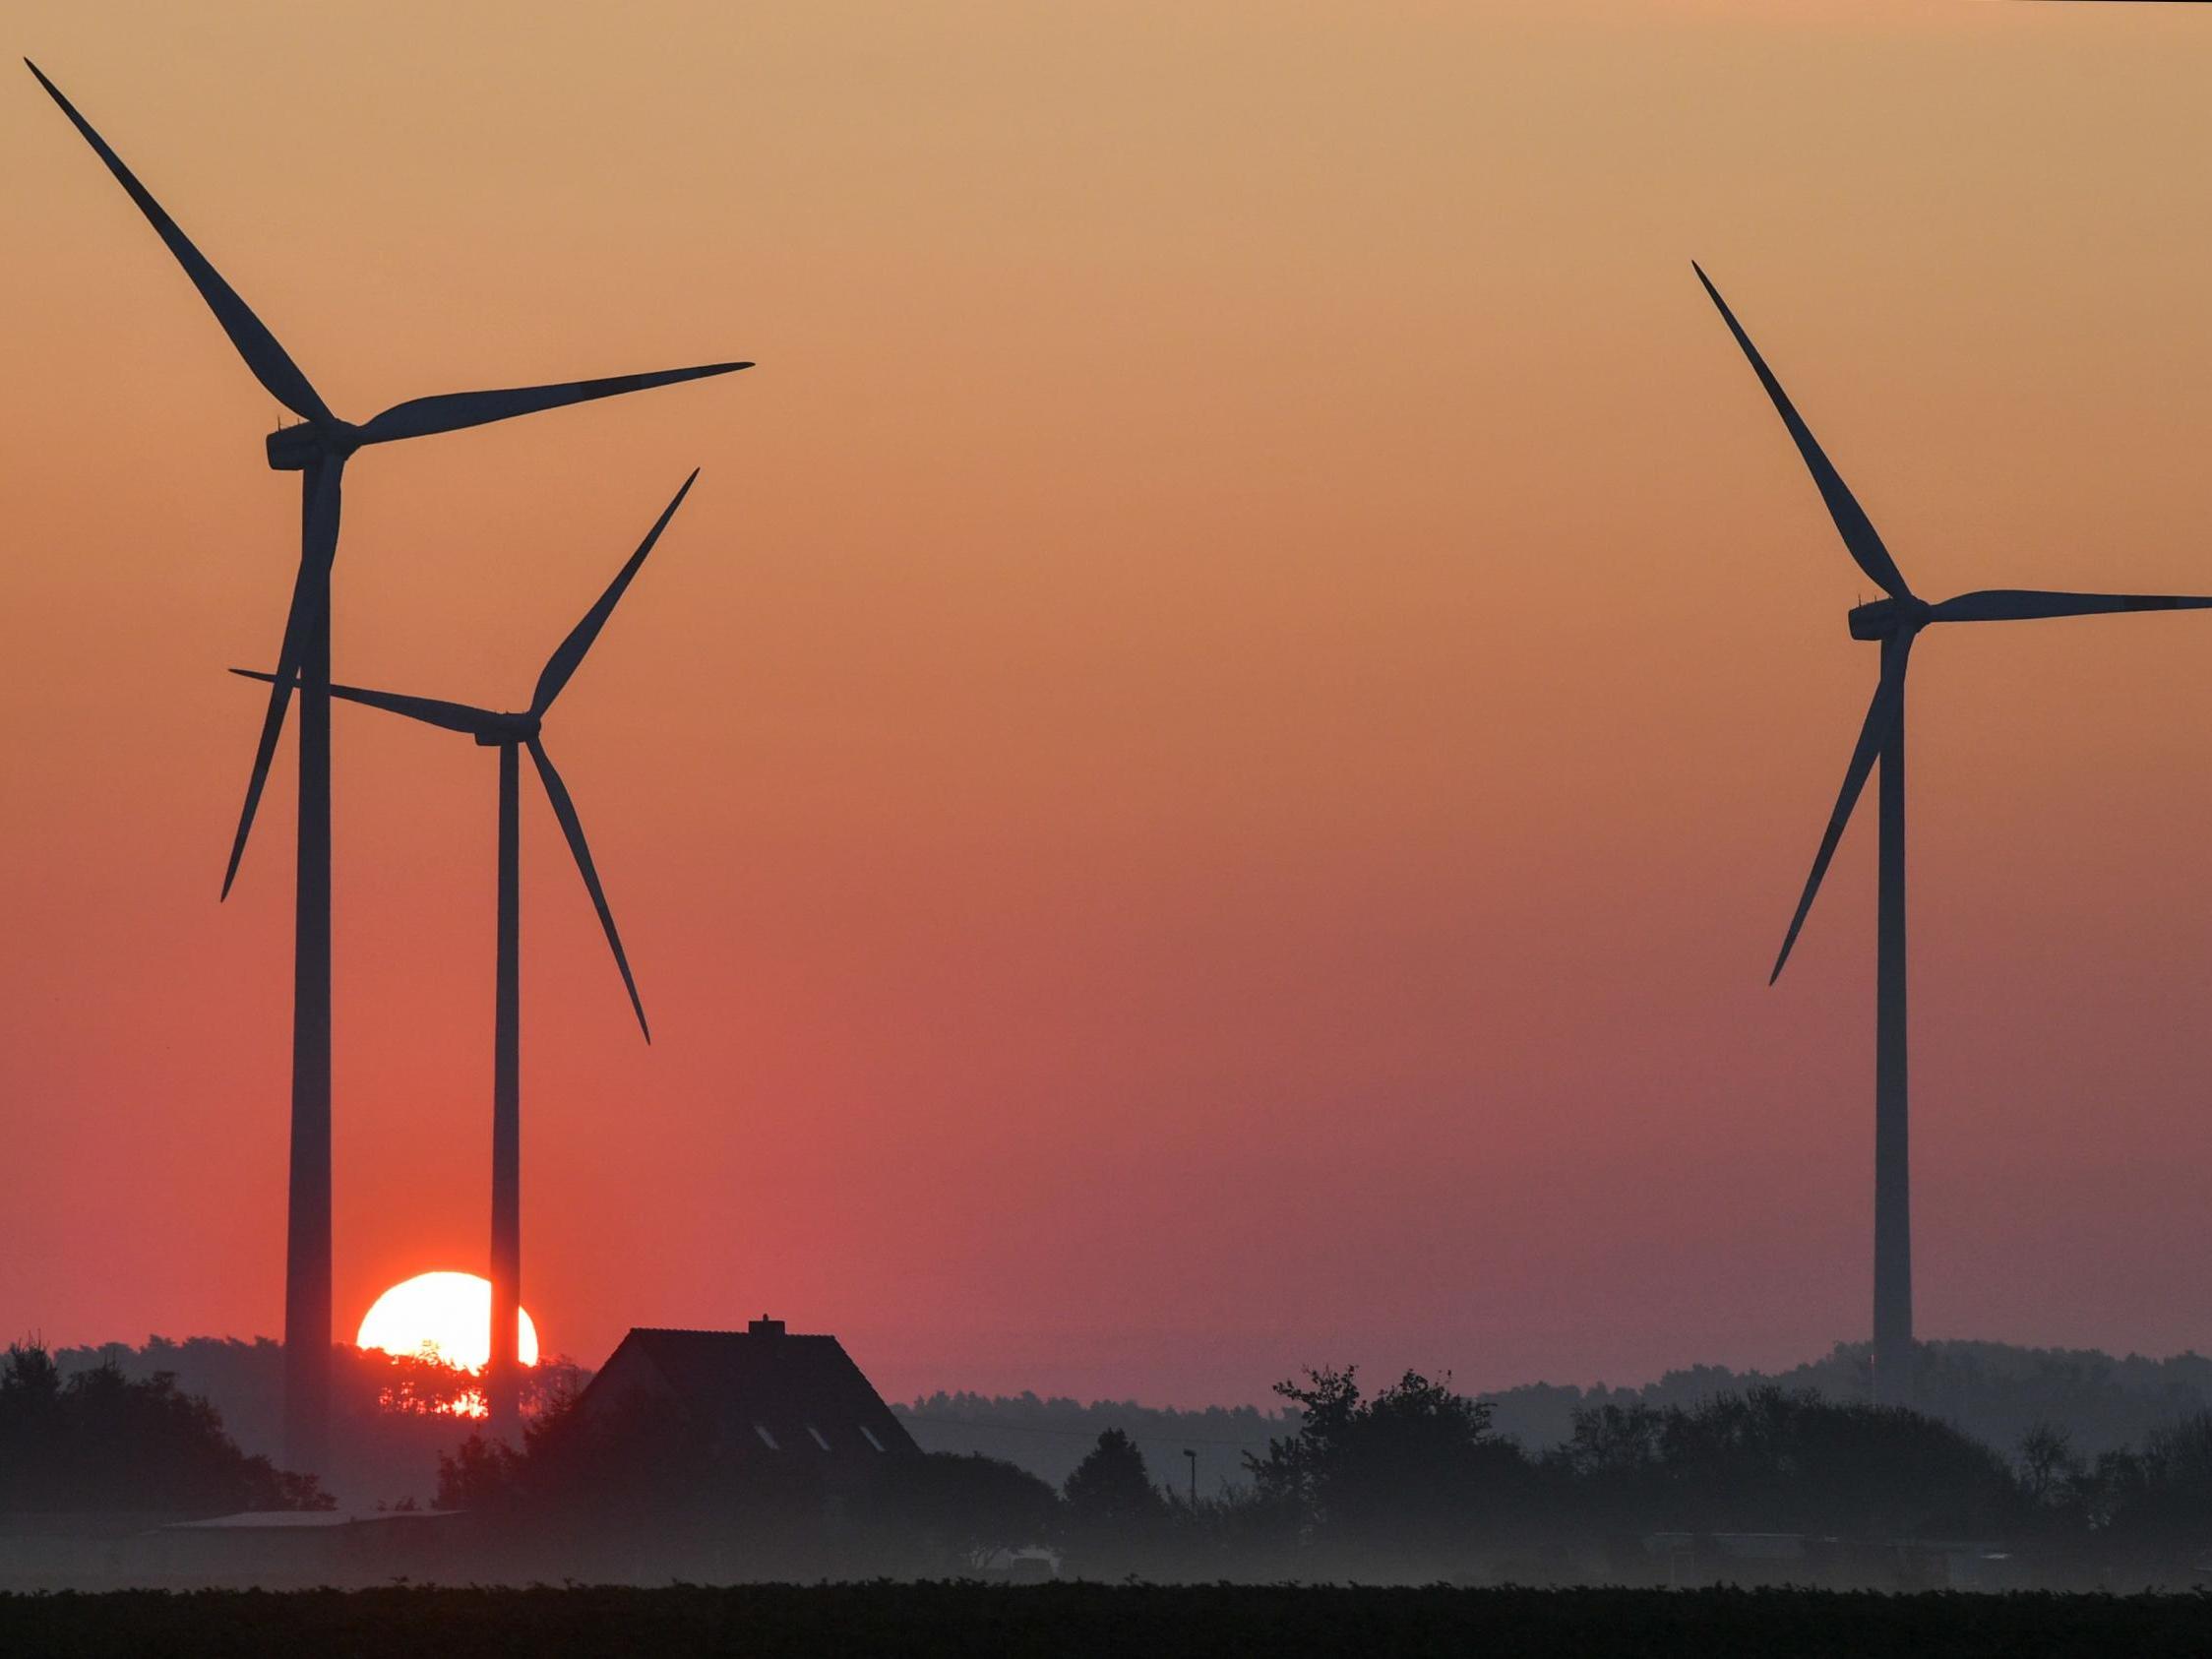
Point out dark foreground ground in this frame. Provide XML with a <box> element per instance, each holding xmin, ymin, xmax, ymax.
<box><xmin>7</xmin><ymin>1583</ymin><xmax>2212</xmax><ymax>1659</ymax></box>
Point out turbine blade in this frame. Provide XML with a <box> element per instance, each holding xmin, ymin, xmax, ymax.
<box><xmin>531</xmin><ymin>470</ymin><xmax>699</xmax><ymax>716</ymax></box>
<box><xmin>228</xmin><ymin>670</ymin><xmax>498</xmax><ymax>736</ymax></box>
<box><xmin>527</xmin><ymin>737</ymin><xmax>649</xmax><ymax>1043</ymax></box>
<box><xmin>1929</xmin><ymin>588</ymin><xmax>2212</xmax><ymax>624</ymax></box>
<box><xmin>25</xmin><ymin>60</ymin><xmax>331</xmax><ymax>424</ymax></box>
<box><xmin>354</xmin><ymin>364</ymin><xmax>750</xmax><ymax>447</ymax></box>
<box><xmin>1771</xmin><ymin>636</ymin><xmax>1912</xmax><ymax>984</ymax></box>
<box><xmin>1693</xmin><ymin>262</ymin><xmax>1914</xmax><ymax>602</ymax></box>
<box><xmin>222</xmin><ymin>462</ymin><xmax>342</xmax><ymax>898</ymax></box>
<box><xmin>221</xmin><ymin>579</ymin><xmax>311</xmax><ymax>899</ymax></box>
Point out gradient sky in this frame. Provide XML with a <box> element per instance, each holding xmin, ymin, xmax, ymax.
<box><xmin>9</xmin><ymin>0</ymin><xmax>2212</xmax><ymax>1407</ymax></box>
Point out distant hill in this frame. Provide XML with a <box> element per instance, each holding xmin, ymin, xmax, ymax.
<box><xmin>1479</xmin><ymin>1340</ymin><xmax>2212</xmax><ymax>1461</ymax></box>
<box><xmin>894</xmin><ymin>1341</ymin><xmax>2212</xmax><ymax>1490</ymax></box>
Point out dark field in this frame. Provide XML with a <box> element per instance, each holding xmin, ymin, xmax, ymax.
<box><xmin>7</xmin><ymin>1583</ymin><xmax>2212</xmax><ymax>1658</ymax></box>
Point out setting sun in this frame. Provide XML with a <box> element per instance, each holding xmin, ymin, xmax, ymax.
<box><xmin>356</xmin><ymin>1272</ymin><xmax>540</xmax><ymax>1373</ymax></box>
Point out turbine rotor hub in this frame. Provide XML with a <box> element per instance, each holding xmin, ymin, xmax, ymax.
<box><xmin>1848</xmin><ymin>595</ymin><xmax>1931</xmax><ymax>642</ymax></box>
<box><xmin>263</xmin><ymin>418</ymin><xmax>362</xmax><ymax>471</ymax></box>
<box><xmin>474</xmin><ymin>713</ymin><xmax>541</xmax><ymax>747</ymax></box>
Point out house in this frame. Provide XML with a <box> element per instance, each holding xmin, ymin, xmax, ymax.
<box><xmin>573</xmin><ymin>1320</ymin><xmax>920</xmax><ymax>1461</ymax></box>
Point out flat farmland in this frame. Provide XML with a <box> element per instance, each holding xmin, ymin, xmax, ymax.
<box><xmin>7</xmin><ymin>1583</ymin><xmax>2212</xmax><ymax>1658</ymax></box>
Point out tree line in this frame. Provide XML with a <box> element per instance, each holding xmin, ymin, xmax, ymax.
<box><xmin>55</xmin><ymin>1332</ymin><xmax>2212</xmax><ymax>1499</ymax></box>
<box><xmin>44</xmin><ymin>1334</ymin><xmax>587</xmax><ymax>1507</ymax></box>
<box><xmin>18</xmin><ymin>1337</ymin><xmax>2212</xmax><ymax>1586</ymax></box>
<box><xmin>433</xmin><ymin>1362</ymin><xmax>2212</xmax><ymax>1585</ymax></box>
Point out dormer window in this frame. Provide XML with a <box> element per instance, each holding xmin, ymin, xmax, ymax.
<box><xmin>858</xmin><ymin>1424</ymin><xmax>886</xmax><ymax>1452</ymax></box>
<box><xmin>807</xmin><ymin>1424</ymin><xmax>831</xmax><ymax>1450</ymax></box>
<box><xmin>754</xmin><ymin>1423</ymin><xmax>780</xmax><ymax>1450</ymax></box>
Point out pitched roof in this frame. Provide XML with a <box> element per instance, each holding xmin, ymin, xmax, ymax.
<box><xmin>577</xmin><ymin>1321</ymin><xmax>919</xmax><ymax>1457</ymax></box>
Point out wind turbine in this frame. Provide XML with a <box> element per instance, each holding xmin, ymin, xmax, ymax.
<box><xmin>1693</xmin><ymin>262</ymin><xmax>2212</xmax><ymax>1407</ymax></box>
<box><xmin>27</xmin><ymin>61</ymin><xmax>746</xmax><ymax>1472</ymax></box>
<box><xmin>237</xmin><ymin>471</ymin><xmax>694</xmax><ymax>1434</ymax></box>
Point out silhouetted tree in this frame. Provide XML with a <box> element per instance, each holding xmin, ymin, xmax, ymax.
<box><xmin>1249</xmin><ymin>1367</ymin><xmax>1530</xmax><ymax>1575</ymax></box>
<box><xmin>876</xmin><ymin>1452</ymin><xmax>1060</xmax><ymax>1570</ymax></box>
<box><xmin>1065</xmin><ymin>1429</ymin><xmax>1168</xmax><ymax>1528</ymax></box>
<box><xmin>1557</xmin><ymin>1385</ymin><xmax>2025</xmax><ymax>1542</ymax></box>
<box><xmin>434</xmin><ymin>1428</ymin><xmax>527</xmax><ymax>1511</ymax></box>
<box><xmin>0</xmin><ymin>1343</ymin><xmax>328</xmax><ymax>1512</ymax></box>
<box><xmin>2067</xmin><ymin>1409</ymin><xmax>2212</xmax><ymax>1578</ymax></box>
<box><xmin>1545</xmin><ymin>1399</ymin><xmax>1670</xmax><ymax>1565</ymax></box>
<box><xmin>1059</xmin><ymin>1428</ymin><xmax>1171</xmax><ymax>1576</ymax></box>
<box><xmin>2017</xmin><ymin>1421</ymin><xmax>2081</xmax><ymax>1510</ymax></box>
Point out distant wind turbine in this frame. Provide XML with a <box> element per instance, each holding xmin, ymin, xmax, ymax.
<box><xmin>1693</xmin><ymin>262</ymin><xmax>2212</xmax><ymax>1406</ymax></box>
<box><xmin>237</xmin><ymin>471</ymin><xmax>696</xmax><ymax>1433</ymax></box>
<box><xmin>27</xmin><ymin>60</ymin><xmax>747</xmax><ymax>1472</ymax></box>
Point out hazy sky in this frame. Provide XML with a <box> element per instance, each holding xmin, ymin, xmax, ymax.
<box><xmin>9</xmin><ymin>0</ymin><xmax>2212</xmax><ymax>1405</ymax></box>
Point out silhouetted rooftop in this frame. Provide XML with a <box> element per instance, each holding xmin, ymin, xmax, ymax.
<box><xmin>576</xmin><ymin>1322</ymin><xmax>918</xmax><ymax>1458</ymax></box>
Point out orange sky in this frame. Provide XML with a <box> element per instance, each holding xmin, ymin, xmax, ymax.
<box><xmin>8</xmin><ymin>0</ymin><xmax>2212</xmax><ymax>1405</ymax></box>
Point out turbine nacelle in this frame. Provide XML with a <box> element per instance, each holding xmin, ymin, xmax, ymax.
<box><xmin>473</xmin><ymin>714</ymin><xmax>542</xmax><ymax>747</ymax></box>
<box><xmin>264</xmin><ymin>420</ymin><xmax>361</xmax><ymax>471</ymax></box>
<box><xmin>1848</xmin><ymin>596</ymin><xmax>1929</xmax><ymax>642</ymax></box>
